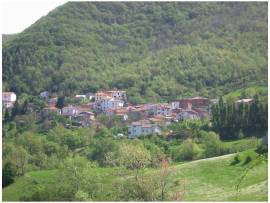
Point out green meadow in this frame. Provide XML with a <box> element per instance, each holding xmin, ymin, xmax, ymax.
<box><xmin>3</xmin><ymin>149</ymin><xmax>267</xmax><ymax>201</ymax></box>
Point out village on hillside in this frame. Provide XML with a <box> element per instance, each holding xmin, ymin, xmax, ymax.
<box><xmin>2</xmin><ymin>90</ymin><xmax>255</xmax><ymax>138</ymax></box>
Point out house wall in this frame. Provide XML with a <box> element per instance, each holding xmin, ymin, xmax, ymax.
<box><xmin>62</xmin><ymin>107</ymin><xmax>78</xmax><ymax>116</ymax></box>
<box><xmin>171</xmin><ymin>102</ymin><xmax>179</xmax><ymax>109</ymax></box>
<box><xmin>128</xmin><ymin>125</ymin><xmax>142</xmax><ymax>138</ymax></box>
<box><xmin>128</xmin><ymin>124</ymin><xmax>161</xmax><ymax>138</ymax></box>
<box><xmin>180</xmin><ymin>112</ymin><xmax>198</xmax><ymax>120</ymax></box>
<box><xmin>99</xmin><ymin>99</ymin><xmax>124</xmax><ymax>112</ymax></box>
<box><xmin>3</xmin><ymin>93</ymin><xmax>16</xmax><ymax>102</ymax></box>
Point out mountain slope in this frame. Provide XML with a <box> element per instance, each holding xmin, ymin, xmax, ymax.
<box><xmin>2</xmin><ymin>34</ymin><xmax>17</xmax><ymax>43</ymax></box>
<box><xmin>2</xmin><ymin>2</ymin><xmax>267</xmax><ymax>102</ymax></box>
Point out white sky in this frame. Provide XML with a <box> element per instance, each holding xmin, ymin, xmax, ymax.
<box><xmin>1</xmin><ymin>0</ymin><xmax>68</xmax><ymax>34</ymax></box>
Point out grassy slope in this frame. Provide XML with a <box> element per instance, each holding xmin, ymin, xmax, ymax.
<box><xmin>3</xmin><ymin>149</ymin><xmax>267</xmax><ymax>201</ymax></box>
<box><xmin>223</xmin><ymin>137</ymin><xmax>262</xmax><ymax>151</ymax></box>
<box><xmin>2</xmin><ymin>170</ymin><xmax>58</xmax><ymax>201</ymax></box>
<box><xmin>168</xmin><ymin>150</ymin><xmax>267</xmax><ymax>201</ymax></box>
<box><xmin>224</xmin><ymin>86</ymin><xmax>268</xmax><ymax>101</ymax></box>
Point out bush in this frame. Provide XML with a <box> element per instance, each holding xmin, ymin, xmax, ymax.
<box><xmin>201</xmin><ymin>131</ymin><xmax>227</xmax><ymax>157</ymax></box>
<box><xmin>230</xmin><ymin>154</ymin><xmax>240</xmax><ymax>165</ymax></box>
<box><xmin>242</xmin><ymin>156</ymin><xmax>252</xmax><ymax>165</ymax></box>
<box><xmin>256</xmin><ymin>144</ymin><xmax>268</xmax><ymax>155</ymax></box>
<box><xmin>171</xmin><ymin>139</ymin><xmax>201</xmax><ymax>161</ymax></box>
<box><xmin>2</xmin><ymin>162</ymin><xmax>16</xmax><ymax>187</ymax></box>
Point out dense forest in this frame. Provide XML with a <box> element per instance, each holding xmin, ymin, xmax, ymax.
<box><xmin>211</xmin><ymin>96</ymin><xmax>268</xmax><ymax>139</ymax></box>
<box><xmin>2</xmin><ymin>2</ymin><xmax>268</xmax><ymax>103</ymax></box>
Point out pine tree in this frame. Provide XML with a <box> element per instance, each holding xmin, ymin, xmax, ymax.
<box><xmin>56</xmin><ymin>97</ymin><xmax>65</xmax><ymax>109</ymax></box>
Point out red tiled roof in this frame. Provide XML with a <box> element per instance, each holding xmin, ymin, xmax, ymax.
<box><xmin>44</xmin><ymin>106</ymin><xmax>58</xmax><ymax>110</ymax></box>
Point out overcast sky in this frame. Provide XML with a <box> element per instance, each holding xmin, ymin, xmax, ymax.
<box><xmin>2</xmin><ymin>0</ymin><xmax>68</xmax><ymax>34</ymax></box>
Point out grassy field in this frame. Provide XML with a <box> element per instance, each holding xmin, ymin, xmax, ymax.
<box><xmin>3</xmin><ymin>149</ymin><xmax>267</xmax><ymax>201</ymax></box>
<box><xmin>224</xmin><ymin>86</ymin><xmax>267</xmax><ymax>102</ymax></box>
<box><xmin>168</xmin><ymin>150</ymin><xmax>267</xmax><ymax>201</ymax></box>
<box><xmin>223</xmin><ymin>137</ymin><xmax>262</xmax><ymax>152</ymax></box>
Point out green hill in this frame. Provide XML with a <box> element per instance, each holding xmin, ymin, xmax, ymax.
<box><xmin>3</xmin><ymin>150</ymin><xmax>267</xmax><ymax>201</ymax></box>
<box><xmin>2</xmin><ymin>2</ymin><xmax>267</xmax><ymax>102</ymax></box>
<box><xmin>2</xmin><ymin>34</ymin><xmax>17</xmax><ymax>43</ymax></box>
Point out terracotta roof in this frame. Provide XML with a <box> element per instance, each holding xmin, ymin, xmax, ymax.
<box><xmin>116</xmin><ymin>113</ymin><xmax>127</xmax><ymax>116</ymax></box>
<box><xmin>63</xmin><ymin>105</ymin><xmax>78</xmax><ymax>109</ymax></box>
<box><xmin>131</xmin><ymin>120</ymin><xmax>150</xmax><ymax>126</ymax></box>
<box><xmin>115</xmin><ymin>108</ymin><xmax>128</xmax><ymax>114</ymax></box>
<box><xmin>78</xmin><ymin>104</ymin><xmax>93</xmax><ymax>108</ymax></box>
<box><xmin>95</xmin><ymin>92</ymin><xmax>111</xmax><ymax>97</ymax></box>
<box><xmin>182</xmin><ymin>109</ymin><xmax>198</xmax><ymax>114</ymax></box>
<box><xmin>44</xmin><ymin>106</ymin><xmax>58</xmax><ymax>110</ymax></box>
<box><xmin>105</xmin><ymin>108</ymin><xmax>115</xmax><ymax>113</ymax></box>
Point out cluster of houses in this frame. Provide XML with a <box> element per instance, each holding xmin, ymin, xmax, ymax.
<box><xmin>39</xmin><ymin>90</ymin><xmax>211</xmax><ymax>138</ymax></box>
<box><xmin>2</xmin><ymin>90</ymin><xmax>255</xmax><ymax>138</ymax></box>
<box><xmin>125</xmin><ymin>97</ymin><xmax>210</xmax><ymax>138</ymax></box>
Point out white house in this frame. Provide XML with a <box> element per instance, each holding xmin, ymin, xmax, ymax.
<box><xmin>96</xmin><ymin>97</ymin><xmax>124</xmax><ymax>112</ymax></box>
<box><xmin>95</xmin><ymin>90</ymin><xmax>126</xmax><ymax>102</ymax></box>
<box><xmin>48</xmin><ymin>97</ymin><xmax>58</xmax><ymax>105</ymax></box>
<box><xmin>86</xmin><ymin>92</ymin><xmax>95</xmax><ymax>100</ymax></box>
<box><xmin>95</xmin><ymin>92</ymin><xmax>109</xmax><ymax>102</ymax></box>
<box><xmin>61</xmin><ymin>106</ymin><xmax>79</xmax><ymax>117</ymax></box>
<box><xmin>146</xmin><ymin>104</ymin><xmax>172</xmax><ymax>117</ymax></box>
<box><xmin>128</xmin><ymin>120</ymin><xmax>161</xmax><ymax>138</ymax></box>
<box><xmin>2</xmin><ymin>92</ymin><xmax>17</xmax><ymax>108</ymax></box>
<box><xmin>40</xmin><ymin>91</ymin><xmax>50</xmax><ymax>99</ymax></box>
<box><xmin>75</xmin><ymin>95</ymin><xmax>86</xmax><ymax>100</ymax></box>
<box><xmin>170</xmin><ymin>101</ymin><xmax>180</xmax><ymax>109</ymax></box>
<box><xmin>107</xmin><ymin>90</ymin><xmax>127</xmax><ymax>101</ymax></box>
<box><xmin>156</xmin><ymin>104</ymin><xmax>172</xmax><ymax>117</ymax></box>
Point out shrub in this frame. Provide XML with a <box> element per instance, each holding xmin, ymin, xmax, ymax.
<box><xmin>171</xmin><ymin>139</ymin><xmax>201</xmax><ymax>161</ymax></box>
<box><xmin>242</xmin><ymin>156</ymin><xmax>252</xmax><ymax>165</ymax></box>
<box><xmin>202</xmin><ymin>131</ymin><xmax>227</xmax><ymax>157</ymax></box>
<box><xmin>230</xmin><ymin>154</ymin><xmax>240</xmax><ymax>165</ymax></box>
<box><xmin>2</xmin><ymin>162</ymin><xmax>16</xmax><ymax>187</ymax></box>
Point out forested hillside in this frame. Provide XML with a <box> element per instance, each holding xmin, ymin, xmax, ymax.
<box><xmin>2</xmin><ymin>2</ymin><xmax>267</xmax><ymax>102</ymax></box>
<box><xmin>2</xmin><ymin>34</ymin><xmax>17</xmax><ymax>43</ymax></box>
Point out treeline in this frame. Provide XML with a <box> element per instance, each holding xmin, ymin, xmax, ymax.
<box><xmin>211</xmin><ymin>96</ymin><xmax>268</xmax><ymax>140</ymax></box>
